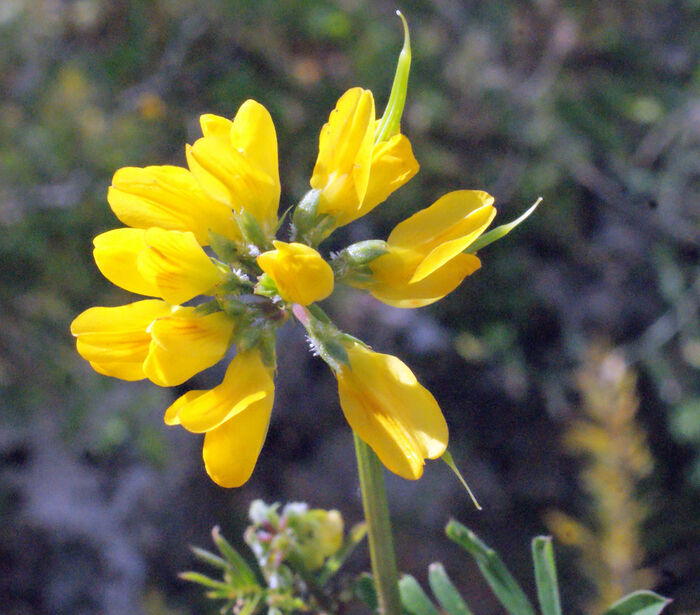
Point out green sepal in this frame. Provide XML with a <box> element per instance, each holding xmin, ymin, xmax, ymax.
<box><xmin>257</xmin><ymin>331</ymin><xmax>277</xmax><ymax>369</ymax></box>
<box><xmin>193</xmin><ymin>299</ymin><xmax>222</xmax><ymax>316</ymax></box>
<box><xmin>332</xmin><ymin>239</ymin><xmax>388</xmax><ymax>284</ymax></box>
<box><xmin>601</xmin><ymin>591</ymin><xmax>671</xmax><ymax>615</ymax></box>
<box><xmin>465</xmin><ymin>197</ymin><xmax>542</xmax><ymax>253</ymax></box>
<box><xmin>254</xmin><ymin>273</ymin><xmax>280</xmax><ymax>299</ymax></box>
<box><xmin>375</xmin><ymin>11</ymin><xmax>411</xmax><ymax>144</ymax></box>
<box><xmin>208</xmin><ymin>230</ymin><xmax>243</xmax><ymax>265</ymax></box>
<box><xmin>446</xmin><ymin>520</ymin><xmax>536</xmax><ymax>615</ymax></box>
<box><xmin>441</xmin><ymin>449</ymin><xmax>482</xmax><ymax>510</ymax></box>
<box><xmin>399</xmin><ymin>575</ymin><xmax>440</xmax><ymax>615</ymax></box>
<box><xmin>428</xmin><ymin>563</ymin><xmax>473</xmax><ymax>615</ymax></box>
<box><xmin>531</xmin><ymin>536</ymin><xmax>562</xmax><ymax>615</ymax></box>
<box><xmin>235</xmin><ymin>210</ymin><xmax>271</xmax><ymax>251</ymax></box>
<box><xmin>291</xmin><ymin>188</ymin><xmax>337</xmax><ymax>246</ymax></box>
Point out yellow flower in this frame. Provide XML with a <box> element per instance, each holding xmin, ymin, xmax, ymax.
<box><xmin>92</xmin><ymin>227</ymin><xmax>227</xmax><ymax>304</ymax></box>
<box><xmin>335</xmin><ymin>341</ymin><xmax>448</xmax><ymax>479</ymax></box>
<box><xmin>257</xmin><ymin>240</ymin><xmax>334</xmax><ymax>305</ymax></box>
<box><xmin>107</xmin><ymin>165</ymin><xmax>240</xmax><ymax>245</ymax></box>
<box><xmin>310</xmin><ymin>87</ymin><xmax>418</xmax><ymax>232</ymax></box>
<box><xmin>164</xmin><ymin>349</ymin><xmax>274</xmax><ymax>488</ymax></box>
<box><xmin>70</xmin><ymin>301</ymin><xmax>234</xmax><ymax>385</ymax></box>
<box><xmin>186</xmin><ymin>101</ymin><xmax>280</xmax><ymax>238</ymax></box>
<box><xmin>355</xmin><ymin>190</ymin><xmax>496</xmax><ymax>308</ymax></box>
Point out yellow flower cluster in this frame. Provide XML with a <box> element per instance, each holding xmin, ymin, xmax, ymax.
<box><xmin>71</xmin><ymin>33</ymin><xmax>510</xmax><ymax>487</ymax></box>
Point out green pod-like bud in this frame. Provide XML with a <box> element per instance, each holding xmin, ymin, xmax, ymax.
<box><xmin>374</xmin><ymin>11</ymin><xmax>411</xmax><ymax>145</ymax></box>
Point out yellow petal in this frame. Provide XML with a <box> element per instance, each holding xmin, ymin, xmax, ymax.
<box><xmin>70</xmin><ymin>300</ymin><xmax>172</xmax><ymax>380</ymax></box>
<box><xmin>357</xmin><ymin>134</ymin><xmax>419</xmax><ymax>221</ymax></box>
<box><xmin>230</xmin><ymin>100</ymin><xmax>280</xmax><ymax>197</ymax></box>
<box><xmin>107</xmin><ymin>165</ymin><xmax>240</xmax><ymax>244</ymax></box>
<box><xmin>136</xmin><ymin>228</ymin><xmax>225</xmax><ymax>304</ymax></box>
<box><xmin>368</xmin><ymin>252</ymin><xmax>481</xmax><ymax>309</ymax></box>
<box><xmin>199</xmin><ymin>113</ymin><xmax>232</xmax><ymax>140</ymax></box>
<box><xmin>336</xmin><ymin>343</ymin><xmax>448</xmax><ymax>479</ymax></box>
<box><xmin>202</xmin><ymin>396</ymin><xmax>272</xmax><ymax>487</ymax></box>
<box><xmin>410</xmin><ymin>204</ymin><xmax>495</xmax><ymax>283</ymax></box>
<box><xmin>311</xmin><ymin>88</ymin><xmax>375</xmax><ymax>223</ymax></box>
<box><xmin>93</xmin><ymin>228</ymin><xmax>161</xmax><ymax>296</ymax></box>
<box><xmin>176</xmin><ymin>350</ymin><xmax>274</xmax><ymax>433</ymax></box>
<box><xmin>388</xmin><ymin>190</ymin><xmax>495</xmax><ymax>252</ymax></box>
<box><xmin>187</xmin><ymin>105</ymin><xmax>280</xmax><ymax>236</ymax></box>
<box><xmin>143</xmin><ymin>308</ymin><xmax>234</xmax><ymax>386</ymax></box>
<box><xmin>257</xmin><ymin>241</ymin><xmax>334</xmax><ymax>305</ymax></box>
<box><xmin>164</xmin><ymin>390</ymin><xmax>206</xmax><ymax>425</ymax></box>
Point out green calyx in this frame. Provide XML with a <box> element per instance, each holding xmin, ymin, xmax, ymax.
<box><xmin>374</xmin><ymin>10</ymin><xmax>411</xmax><ymax>145</ymax></box>
<box><xmin>291</xmin><ymin>188</ymin><xmax>336</xmax><ymax>247</ymax></box>
<box><xmin>332</xmin><ymin>239</ymin><xmax>388</xmax><ymax>284</ymax></box>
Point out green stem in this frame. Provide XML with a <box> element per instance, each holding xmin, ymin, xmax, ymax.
<box><xmin>353</xmin><ymin>433</ymin><xmax>401</xmax><ymax>615</ymax></box>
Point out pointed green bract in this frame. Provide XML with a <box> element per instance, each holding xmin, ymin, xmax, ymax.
<box><xmin>374</xmin><ymin>11</ymin><xmax>411</xmax><ymax>145</ymax></box>
<box><xmin>441</xmin><ymin>449</ymin><xmax>482</xmax><ymax>510</ymax></box>
<box><xmin>466</xmin><ymin>197</ymin><xmax>542</xmax><ymax>253</ymax></box>
<box><xmin>531</xmin><ymin>537</ymin><xmax>562</xmax><ymax>615</ymax></box>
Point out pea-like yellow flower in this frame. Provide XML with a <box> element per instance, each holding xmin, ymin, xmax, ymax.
<box><xmin>186</xmin><ymin>101</ymin><xmax>281</xmax><ymax>238</ymax></box>
<box><xmin>310</xmin><ymin>87</ymin><xmax>418</xmax><ymax>232</ymax></box>
<box><xmin>334</xmin><ymin>341</ymin><xmax>448</xmax><ymax>480</ymax></box>
<box><xmin>164</xmin><ymin>349</ymin><xmax>274</xmax><ymax>488</ymax></box>
<box><xmin>71</xmin><ymin>301</ymin><xmax>234</xmax><ymax>385</ymax></box>
<box><xmin>107</xmin><ymin>165</ymin><xmax>241</xmax><ymax>245</ymax></box>
<box><xmin>257</xmin><ymin>240</ymin><xmax>334</xmax><ymax>305</ymax></box>
<box><xmin>92</xmin><ymin>227</ymin><xmax>227</xmax><ymax>304</ymax></box>
<box><xmin>354</xmin><ymin>190</ymin><xmax>496</xmax><ymax>308</ymax></box>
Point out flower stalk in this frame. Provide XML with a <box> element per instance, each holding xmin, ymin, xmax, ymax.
<box><xmin>354</xmin><ymin>433</ymin><xmax>401</xmax><ymax>615</ymax></box>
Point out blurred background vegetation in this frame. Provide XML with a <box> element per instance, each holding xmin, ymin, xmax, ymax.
<box><xmin>1</xmin><ymin>0</ymin><xmax>699</xmax><ymax>614</ymax></box>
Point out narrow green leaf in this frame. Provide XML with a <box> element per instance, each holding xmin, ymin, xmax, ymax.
<box><xmin>601</xmin><ymin>591</ymin><xmax>671</xmax><ymax>615</ymax></box>
<box><xmin>190</xmin><ymin>545</ymin><xmax>230</xmax><ymax>570</ymax></box>
<box><xmin>531</xmin><ymin>537</ymin><xmax>562</xmax><ymax>615</ymax></box>
<box><xmin>211</xmin><ymin>526</ymin><xmax>258</xmax><ymax>586</ymax></box>
<box><xmin>317</xmin><ymin>522</ymin><xmax>367</xmax><ymax>586</ymax></box>
<box><xmin>428</xmin><ymin>563</ymin><xmax>473</xmax><ymax>615</ymax></box>
<box><xmin>178</xmin><ymin>571</ymin><xmax>234</xmax><ymax>591</ymax></box>
<box><xmin>354</xmin><ymin>572</ymin><xmax>378</xmax><ymax>611</ymax></box>
<box><xmin>399</xmin><ymin>575</ymin><xmax>440</xmax><ymax>615</ymax></box>
<box><xmin>446</xmin><ymin>520</ymin><xmax>536</xmax><ymax>615</ymax></box>
<box><xmin>238</xmin><ymin>592</ymin><xmax>263</xmax><ymax>615</ymax></box>
<box><xmin>441</xmin><ymin>450</ymin><xmax>482</xmax><ymax>510</ymax></box>
<box><xmin>465</xmin><ymin>198</ymin><xmax>542</xmax><ymax>253</ymax></box>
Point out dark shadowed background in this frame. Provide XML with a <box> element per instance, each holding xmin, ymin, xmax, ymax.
<box><xmin>1</xmin><ymin>1</ymin><xmax>699</xmax><ymax>614</ymax></box>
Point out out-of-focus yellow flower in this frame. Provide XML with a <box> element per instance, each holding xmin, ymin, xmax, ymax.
<box><xmin>186</xmin><ymin>101</ymin><xmax>280</xmax><ymax>239</ymax></box>
<box><xmin>70</xmin><ymin>301</ymin><xmax>234</xmax><ymax>385</ymax></box>
<box><xmin>334</xmin><ymin>341</ymin><xmax>448</xmax><ymax>479</ymax></box>
<box><xmin>310</xmin><ymin>87</ymin><xmax>418</xmax><ymax>232</ymax></box>
<box><xmin>257</xmin><ymin>240</ymin><xmax>334</xmax><ymax>305</ymax></box>
<box><xmin>353</xmin><ymin>190</ymin><xmax>496</xmax><ymax>308</ymax></box>
<box><xmin>164</xmin><ymin>349</ymin><xmax>274</xmax><ymax>488</ymax></box>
